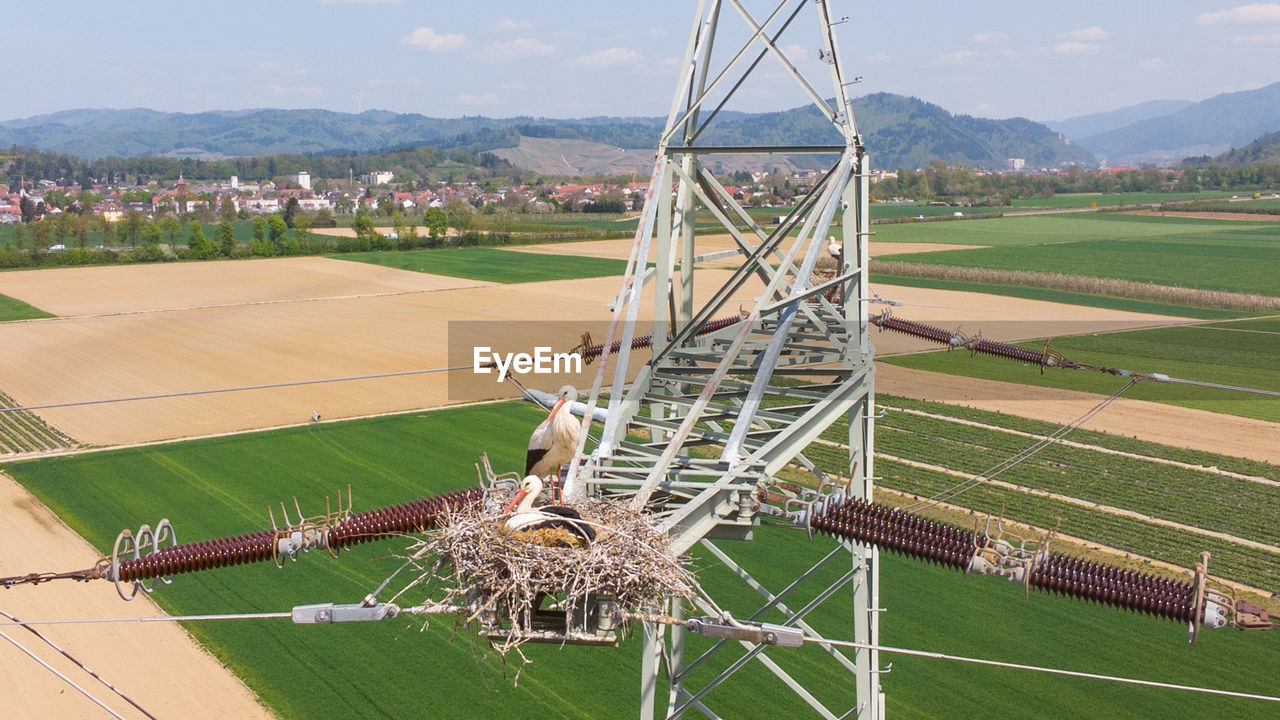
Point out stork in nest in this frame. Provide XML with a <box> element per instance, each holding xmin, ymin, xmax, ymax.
<box><xmin>503</xmin><ymin>475</ymin><xmax>596</xmax><ymax>548</ymax></box>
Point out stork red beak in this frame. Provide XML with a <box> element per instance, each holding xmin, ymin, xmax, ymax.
<box><xmin>548</xmin><ymin>397</ymin><xmax>567</xmax><ymax>418</ymax></box>
<box><xmin>505</xmin><ymin>489</ymin><xmax>528</xmax><ymax>514</ymax></box>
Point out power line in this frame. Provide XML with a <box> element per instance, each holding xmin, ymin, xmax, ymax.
<box><xmin>0</xmin><ymin>609</ymin><xmax>157</xmax><ymax>719</ymax></box>
<box><xmin>1160</xmin><ymin>376</ymin><xmax>1280</xmax><ymax>398</ymax></box>
<box><xmin>0</xmin><ymin>364</ymin><xmax>475</xmax><ymax>414</ymax></box>
<box><xmin>0</xmin><ymin>611</ymin><xmax>292</xmax><ymax>627</ymax></box>
<box><xmin>803</xmin><ymin>634</ymin><xmax>1280</xmax><ymax>704</ymax></box>
<box><xmin>905</xmin><ymin>378</ymin><xmax>1139</xmax><ymax>512</ymax></box>
<box><xmin>0</xmin><ymin>628</ymin><xmax>131</xmax><ymax>720</ymax></box>
<box><xmin>12</xmin><ymin>608</ymin><xmax>1278</xmax><ymax>705</ymax></box>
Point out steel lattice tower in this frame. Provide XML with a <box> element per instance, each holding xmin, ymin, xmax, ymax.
<box><xmin>559</xmin><ymin>1</ymin><xmax>883</xmax><ymax>716</ymax></box>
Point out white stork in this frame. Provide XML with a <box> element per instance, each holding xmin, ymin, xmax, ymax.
<box><xmin>504</xmin><ymin>475</ymin><xmax>596</xmax><ymax>545</ymax></box>
<box><xmin>526</xmin><ymin>385</ymin><xmax>579</xmax><ymax>500</ymax></box>
<box><xmin>826</xmin><ymin>235</ymin><xmax>842</xmax><ymax>262</ymax></box>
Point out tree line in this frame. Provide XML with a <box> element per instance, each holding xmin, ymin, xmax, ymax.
<box><xmin>3</xmin><ymin>144</ymin><xmax>531</xmax><ymax>192</ymax></box>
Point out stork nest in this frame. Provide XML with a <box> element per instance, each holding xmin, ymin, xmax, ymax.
<box><xmin>393</xmin><ymin>495</ymin><xmax>696</xmax><ymax>660</ymax></box>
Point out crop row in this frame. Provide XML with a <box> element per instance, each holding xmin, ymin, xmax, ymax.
<box><xmin>803</xmin><ymin>442</ymin><xmax>1278</xmax><ymax>590</ymax></box>
<box><xmin>822</xmin><ymin>407</ymin><xmax>1278</xmax><ymax>547</ymax></box>
<box><xmin>843</xmin><ymin>393</ymin><xmax>1280</xmax><ymax>482</ymax></box>
<box><xmin>870</xmin><ymin>259</ymin><xmax>1280</xmax><ymax>311</ymax></box>
<box><xmin>0</xmin><ymin>393</ymin><xmax>75</xmax><ymax>454</ymax></box>
<box><xmin>875</xmin><ymin>424</ymin><xmax>1278</xmax><ymax>547</ymax></box>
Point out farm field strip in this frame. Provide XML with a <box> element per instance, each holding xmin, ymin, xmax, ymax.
<box><xmin>885</xmin><ymin>406</ymin><xmax>1280</xmax><ymax>487</ymax></box>
<box><xmin>810</xmin><ymin>447</ymin><xmax>1280</xmax><ymax>590</ymax></box>
<box><xmin>847</xmin><ymin>417</ymin><xmax>1280</xmax><ymax>546</ymax></box>
<box><xmin>0</xmin><ymin>291</ymin><xmax>53</xmax><ymax>322</ymax></box>
<box><xmin>872</xmin><ymin>449</ymin><xmax>1280</xmax><ymax>555</ymax></box>
<box><xmin>331</xmin><ymin>247</ymin><xmax>631</xmax><ymax>283</ymax></box>
<box><xmin>881</xmin><ymin>319</ymin><xmax>1280</xmax><ymax>424</ymax></box>
<box><xmin>878</xmin><ymin>217</ymin><xmax>1280</xmax><ymax>297</ymax></box>
<box><xmin>0</xmin><ymin>255</ymin><xmax>491</xmax><ymax>317</ymax></box>
<box><xmin>868</xmin><ymin>273</ymin><xmax>1246</xmax><ymax>319</ymax></box>
<box><xmin>875</xmin><ymin>381</ymin><xmax>1280</xmax><ymax>471</ymax></box>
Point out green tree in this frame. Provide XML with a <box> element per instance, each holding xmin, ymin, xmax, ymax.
<box><xmin>124</xmin><ymin>209</ymin><xmax>145</xmax><ymax>246</ymax></box>
<box><xmin>215</xmin><ymin>221</ymin><xmax>236</xmax><ymax>257</ymax></box>
<box><xmin>423</xmin><ymin>207</ymin><xmax>447</xmax><ymax>238</ymax></box>
<box><xmin>31</xmin><ymin>220</ymin><xmax>50</xmax><ymax>251</ymax></box>
<box><xmin>160</xmin><ymin>216</ymin><xmax>181</xmax><ymax>245</ymax></box>
<box><xmin>292</xmin><ymin>214</ymin><xmax>311</xmax><ymax>248</ymax></box>
<box><xmin>55</xmin><ymin>212</ymin><xmax>75</xmax><ymax>244</ymax></box>
<box><xmin>267</xmin><ymin>215</ymin><xmax>288</xmax><ymax>248</ymax></box>
<box><xmin>443</xmin><ymin>199</ymin><xmax>474</xmax><ymax>232</ymax></box>
<box><xmin>188</xmin><ymin>220</ymin><xmax>216</xmax><ymax>259</ymax></box>
<box><xmin>251</xmin><ymin>215</ymin><xmax>267</xmax><ymax>243</ymax></box>
<box><xmin>283</xmin><ymin>196</ymin><xmax>300</xmax><ymax>228</ymax></box>
<box><xmin>219</xmin><ymin>196</ymin><xmax>238</xmax><ymax>223</ymax></box>
<box><xmin>141</xmin><ymin>221</ymin><xmax>162</xmax><ymax>247</ymax></box>
<box><xmin>73</xmin><ymin>214</ymin><xmax>91</xmax><ymax>249</ymax></box>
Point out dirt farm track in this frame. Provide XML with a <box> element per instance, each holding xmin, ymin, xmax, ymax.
<box><xmin>1</xmin><ymin>250</ymin><xmax>1278</xmax><ymax>718</ymax></box>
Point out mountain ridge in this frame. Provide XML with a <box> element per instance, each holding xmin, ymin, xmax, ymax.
<box><xmin>1075</xmin><ymin>82</ymin><xmax>1280</xmax><ymax>164</ymax></box>
<box><xmin>0</xmin><ymin>94</ymin><xmax>1093</xmax><ymax>173</ymax></box>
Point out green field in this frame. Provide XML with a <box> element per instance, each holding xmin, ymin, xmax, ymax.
<box><xmin>875</xmin><ymin>214</ymin><xmax>1280</xmax><ymax>296</ymax></box>
<box><xmin>881</xmin><ymin>316</ymin><xmax>1280</xmax><ymax>423</ymax></box>
<box><xmin>0</xmin><ymin>292</ymin><xmax>52</xmax><ymax>321</ymax></box>
<box><xmin>1010</xmin><ymin>191</ymin><xmax>1238</xmax><ymax>210</ymax></box>
<box><xmin>4</xmin><ymin>404</ymin><xmax>1278</xmax><ymax>719</ymax></box>
<box><xmin>331</xmin><ymin>247</ymin><xmax>630</xmax><ymax>283</ymax></box>
<box><xmin>869</xmin><ymin>274</ymin><xmax>1248</xmax><ymax>320</ymax></box>
<box><xmin>807</xmin><ymin>395</ymin><xmax>1280</xmax><ymax>590</ymax></box>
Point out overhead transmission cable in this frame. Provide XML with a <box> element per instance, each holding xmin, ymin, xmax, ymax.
<box><xmin>12</xmin><ymin>607</ymin><xmax>1275</xmax><ymax>705</ymax></box>
<box><xmin>904</xmin><ymin>378</ymin><xmax>1139</xmax><ymax>512</ymax></box>
<box><xmin>0</xmin><ymin>364</ymin><xmax>476</xmax><ymax>414</ymax></box>
<box><xmin>800</xmin><ymin>634</ymin><xmax>1280</xmax><ymax>705</ymax></box>
<box><xmin>0</xmin><ymin>607</ymin><xmax>158</xmax><ymax>712</ymax></box>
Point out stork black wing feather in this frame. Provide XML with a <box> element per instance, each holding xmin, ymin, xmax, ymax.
<box><xmin>525</xmin><ymin>447</ymin><xmax>548</xmax><ymax>476</ymax></box>
<box><xmin>539</xmin><ymin>506</ymin><xmax>596</xmax><ymax>542</ymax></box>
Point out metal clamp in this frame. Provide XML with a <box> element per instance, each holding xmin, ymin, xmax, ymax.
<box><xmin>291</xmin><ymin>602</ymin><xmax>399</xmax><ymax>624</ymax></box>
<box><xmin>685</xmin><ymin>614</ymin><xmax>805</xmax><ymax>647</ymax></box>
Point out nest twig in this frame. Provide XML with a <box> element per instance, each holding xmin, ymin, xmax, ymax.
<box><xmin>390</xmin><ymin>495</ymin><xmax>696</xmax><ymax>670</ymax></box>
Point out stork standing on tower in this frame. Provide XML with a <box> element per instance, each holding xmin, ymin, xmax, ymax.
<box><xmin>526</xmin><ymin>385</ymin><xmax>579</xmax><ymax>501</ymax></box>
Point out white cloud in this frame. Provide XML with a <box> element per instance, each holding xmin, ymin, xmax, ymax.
<box><xmin>937</xmin><ymin>50</ymin><xmax>976</xmax><ymax>64</ymax></box>
<box><xmin>402</xmin><ymin>26</ymin><xmax>468</xmax><ymax>52</ymax></box>
<box><xmin>482</xmin><ymin>37</ymin><xmax>557</xmax><ymax>59</ymax></box>
<box><xmin>458</xmin><ymin>92</ymin><xmax>499</xmax><ymax>106</ymax></box>
<box><xmin>491</xmin><ymin>18</ymin><xmax>534</xmax><ymax>32</ymax></box>
<box><xmin>1139</xmin><ymin>57</ymin><xmax>1164</xmax><ymax>70</ymax></box>
<box><xmin>1197</xmin><ymin>3</ymin><xmax>1280</xmax><ymax>24</ymax></box>
<box><xmin>973</xmin><ymin>31</ymin><xmax>1009</xmax><ymax>44</ymax></box>
<box><xmin>779</xmin><ymin>43</ymin><xmax>811</xmax><ymax>63</ymax></box>
<box><xmin>1241</xmin><ymin>30</ymin><xmax>1280</xmax><ymax>43</ymax></box>
<box><xmin>572</xmin><ymin>47</ymin><xmax>645</xmax><ymax>68</ymax></box>
<box><xmin>1059</xmin><ymin>26</ymin><xmax>1109</xmax><ymax>41</ymax></box>
<box><xmin>1052</xmin><ymin>41</ymin><xmax>1101</xmax><ymax>55</ymax></box>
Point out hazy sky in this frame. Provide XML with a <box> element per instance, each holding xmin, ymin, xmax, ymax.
<box><xmin>6</xmin><ymin>1</ymin><xmax>1279</xmax><ymax>123</ymax></box>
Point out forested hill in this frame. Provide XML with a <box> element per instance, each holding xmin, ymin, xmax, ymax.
<box><xmin>0</xmin><ymin>94</ymin><xmax>1093</xmax><ymax>171</ymax></box>
<box><xmin>1186</xmin><ymin>130</ymin><xmax>1280</xmax><ymax>167</ymax></box>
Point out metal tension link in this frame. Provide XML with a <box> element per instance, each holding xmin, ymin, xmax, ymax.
<box><xmin>685</xmin><ymin>615</ymin><xmax>805</xmax><ymax>647</ymax></box>
<box><xmin>291</xmin><ymin>602</ymin><xmax>399</xmax><ymax>624</ymax></box>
